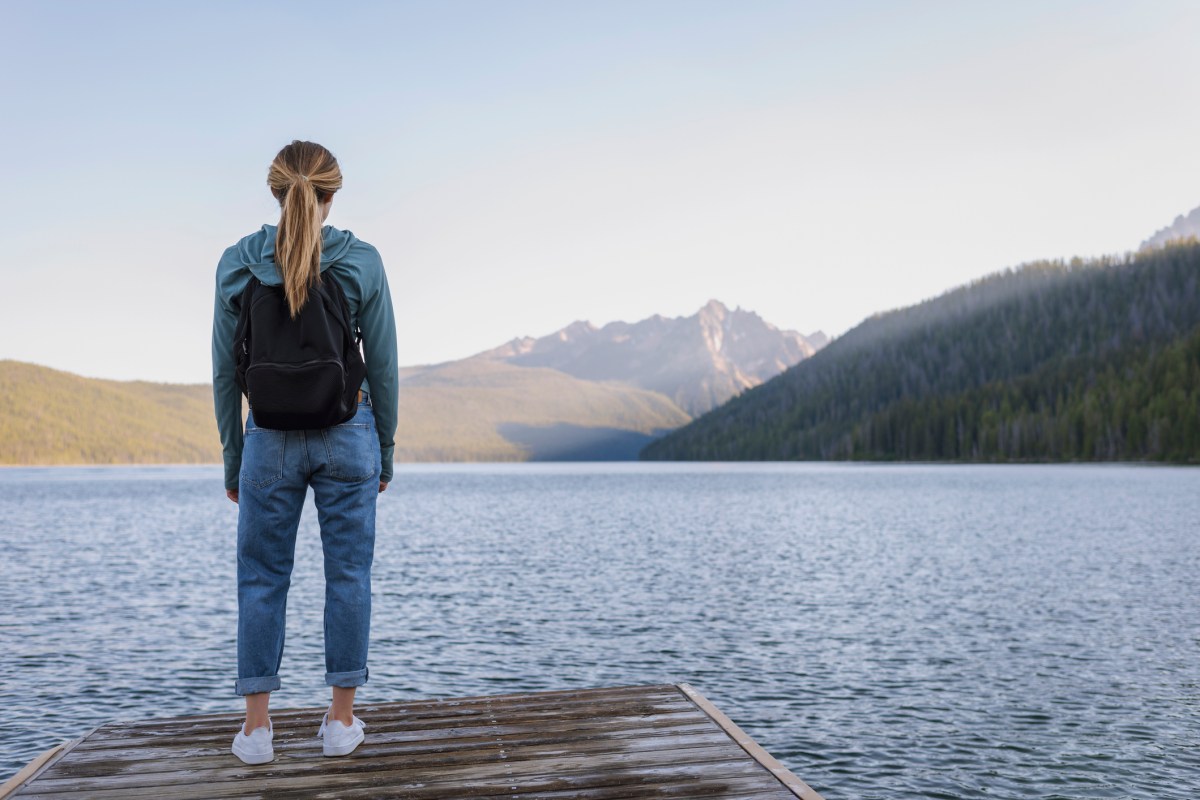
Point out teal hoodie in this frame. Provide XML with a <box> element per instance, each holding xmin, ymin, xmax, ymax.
<box><xmin>211</xmin><ymin>224</ymin><xmax>399</xmax><ymax>490</ymax></box>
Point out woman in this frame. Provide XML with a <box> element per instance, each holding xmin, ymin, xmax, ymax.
<box><xmin>211</xmin><ymin>140</ymin><xmax>398</xmax><ymax>764</ymax></box>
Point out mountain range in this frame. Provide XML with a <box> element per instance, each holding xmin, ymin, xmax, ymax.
<box><xmin>472</xmin><ymin>299</ymin><xmax>825</xmax><ymax>415</ymax></box>
<box><xmin>6</xmin><ymin>204</ymin><xmax>1197</xmax><ymax>468</ymax></box>
<box><xmin>396</xmin><ymin>299</ymin><xmax>821</xmax><ymax>459</ymax></box>
<box><xmin>0</xmin><ymin>300</ymin><xmax>819</xmax><ymax>465</ymax></box>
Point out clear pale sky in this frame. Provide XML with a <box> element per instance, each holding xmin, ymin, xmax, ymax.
<box><xmin>4</xmin><ymin>0</ymin><xmax>1200</xmax><ymax>383</ymax></box>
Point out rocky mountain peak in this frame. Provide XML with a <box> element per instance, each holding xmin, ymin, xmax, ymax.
<box><xmin>1141</xmin><ymin>204</ymin><xmax>1200</xmax><ymax>251</ymax></box>
<box><xmin>699</xmin><ymin>298</ymin><xmax>729</xmax><ymax>320</ymax></box>
<box><xmin>472</xmin><ymin>300</ymin><xmax>825</xmax><ymax>415</ymax></box>
<box><xmin>558</xmin><ymin>320</ymin><xmax>598</xmax><ymax>340</ymax></box>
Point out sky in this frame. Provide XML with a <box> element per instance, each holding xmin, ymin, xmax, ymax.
<box><xmin>4</xmin><ymin>0</ymin><xmax>1200</xmax><ymax>383</ymax></box>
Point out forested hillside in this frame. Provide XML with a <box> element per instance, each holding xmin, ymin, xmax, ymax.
<box><xmin>0</xmin><ymin>361</ymin><xmax>221</xmax><ymax>464</ymax></box>
<box><xmin>641</xmin><ymin>242</ymin><xmax>1200</xmax><ymax>463</ymax></box>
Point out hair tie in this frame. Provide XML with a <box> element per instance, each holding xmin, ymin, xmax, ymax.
<box><xmin>301</xmin><ymin>175</ymin><xmax>311</xmax><ymax>181</ymax></box>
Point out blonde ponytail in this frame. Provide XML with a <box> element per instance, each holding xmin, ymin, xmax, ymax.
<box><xmin>267</xmin><ymin>141</ymin><xmax>343</xmax><ymax>318</ymax></box>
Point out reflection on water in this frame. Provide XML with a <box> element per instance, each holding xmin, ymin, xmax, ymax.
<box><xmin>1</xmin><ymin>463</ymin><xmax>1197</xmax><ymax>799</ymax></box>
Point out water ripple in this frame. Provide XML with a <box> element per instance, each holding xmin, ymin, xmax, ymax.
<box><xmin>0</xmin><ymin>463</ymin><xmax>1197</xmax><ymax>799</ymax></box>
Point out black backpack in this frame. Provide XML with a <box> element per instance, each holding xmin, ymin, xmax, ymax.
<box><xmin>232</xmin><ymin>273</ymin><xmax>367</xmax><ymax>430</ymax></box>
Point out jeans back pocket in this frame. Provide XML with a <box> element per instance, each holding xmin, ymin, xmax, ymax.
<box><xmin>322</xmin><ymin>409</ymin><xmax>379</xmax><ymax>483</ymax></box>
<box><xmin>242</xmin><ymin>426</ymin><xmax>286</xmax><ymax>489</ymax></box>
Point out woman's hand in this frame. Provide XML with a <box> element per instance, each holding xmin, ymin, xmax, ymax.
<box><xmin>379</xmin><ymin>481</ymin><xmax>388</xmax><ymax>493</ymax></box>
<box><xmin>227</xmin><ymin>488</ymin><xmax>239</xmax><ymax>504</ymax></box>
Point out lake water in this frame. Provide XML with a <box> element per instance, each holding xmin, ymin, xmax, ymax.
<box><xmin>0</xmin><ymin>463</ymin><xmax>1196</xmax><ymax>798</ymax></box>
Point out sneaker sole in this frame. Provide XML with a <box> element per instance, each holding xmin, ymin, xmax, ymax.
<box><xmin>322</xmin><ymin>730</ymin><xmax>364</xmax><ymax>757</ymax></box>
<box><xmin>232</xmin><ymin>742</ymin><xmax>274</xmax><ymax>765</ymax></box>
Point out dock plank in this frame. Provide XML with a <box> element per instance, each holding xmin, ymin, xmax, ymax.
<box><xmin>7</xmin><ymin>684</ymin><xmax>825</xmax><ymax>800</ymax></box>
<box><xmin>107</xmin><ymin>684</ymin><xmax>684</xmax><ymax>732</ymax></box>
<box><xmin>29</xmin><ymin>731</ymin><xmax>740</xmax><ymax>791</ymax></box>
<box><xmin>77</xmin><ymin>694</ymin><xmax>698</xmax><ymax>750</ymax></box>
<box><xmin>57</xmin><ymin>719</ymin><xmax>722</xmax><ymax>775</ymax></box>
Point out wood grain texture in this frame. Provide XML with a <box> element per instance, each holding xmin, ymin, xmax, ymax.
<box><xmin>8</xmin><ymin>684</ymin><xmax>824</xmax><ymax>800</ymax></box>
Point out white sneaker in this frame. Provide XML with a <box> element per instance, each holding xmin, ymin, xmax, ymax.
<box><xmin>232</xmin><ymin>718</ymin><xmax>274</xmax><ymax>765</ymax></box>
<box><xmin>317</xmin><ymin>708</ymin><xmax>366</xmax><ymax>757</ymax></box>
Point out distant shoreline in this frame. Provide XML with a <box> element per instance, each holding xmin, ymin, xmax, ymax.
<box><xmin>1</xmin><ymin>460</ymin><xmax>1193</xmax><ymax>470</ymax></box>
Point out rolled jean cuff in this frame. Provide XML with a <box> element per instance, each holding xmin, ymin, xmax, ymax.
<box><xmin>234</xmin><ymin>674</ymin><xmax>281</xmax><ymax>696</ymax></box>
<box><xmin>326</xmin><ymin>666</ymin><xmax>368</xmax><ymax>688</ymax></box>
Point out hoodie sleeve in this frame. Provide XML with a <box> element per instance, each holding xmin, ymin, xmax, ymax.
<box><xmin>212</xmin><ymin>252</ymin><xmax>245</xmax><ymax>491</ymax></box>
<box><xmin>355</xmin><ymin>244</ymin><xmax>399</xmax><ymax>482</ymax></box>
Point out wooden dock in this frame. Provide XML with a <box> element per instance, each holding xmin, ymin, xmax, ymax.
<box><xmin>1</xmin><ymin>683</ymin><xmax>826</xmax><ymax>799</ymax></box>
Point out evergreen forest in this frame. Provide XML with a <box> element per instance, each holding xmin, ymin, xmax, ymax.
<box><xmin>641</xmin><ymin>241</ymin><xmax>1200</xmax><ymax>463</ymax></box>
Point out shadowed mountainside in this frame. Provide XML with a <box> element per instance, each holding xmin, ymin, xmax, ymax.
<box><xmin>395</xmin><ymin>359</ymin><xmax>689</xmax><ymax>461</ymax></box>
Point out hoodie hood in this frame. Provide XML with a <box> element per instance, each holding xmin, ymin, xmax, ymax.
<box><xmin>235</xmin><ymin>224</ymin><xmax>357</xmax><ymax>286</ymax></box>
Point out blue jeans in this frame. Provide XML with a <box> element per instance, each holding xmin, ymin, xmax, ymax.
<box><xmin>234</xmin><ymin>398</ymin><xmax>380</xmax><ymax>696</ymax></box>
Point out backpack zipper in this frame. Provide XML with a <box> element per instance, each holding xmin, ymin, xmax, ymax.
<box><xmin>246</xmin><ymin>358</ymin><xmax>344</xmax><ymax>371</ymax></box>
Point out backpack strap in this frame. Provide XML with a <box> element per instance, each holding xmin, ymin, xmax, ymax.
<box><xmin>231</xmin><ymin>276</ymin><xmax>263</xmax><ymax>397</ymax></box>
<box><xmin>315</xmin><ymin>271</ymin><xmax>368</xmax><ymax>403</ymax></box>
<box><xmin>318</xmin><ymin>272</ymin><xmax>362</xmax><ymax>346</ymax></box>
<box><xmin>232</xmin><ymin>277</ymin><xmax>262</xmax><ymax>351</ymax></box>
